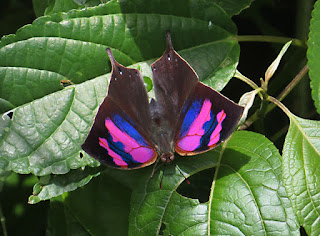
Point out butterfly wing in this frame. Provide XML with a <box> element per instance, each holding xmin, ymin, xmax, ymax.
<box><xmin>151</xmin><ymin>32</ymin><xmax>198</xmax><ymax>132</ymax></box>
<box><xmin>81</xmin><ymin>49</ymin><xmax>157</xmax><ymax>169</ymax></box>
<box><xmin>175</xmin><ymin>82</ymin><xmax>244</xmax><ymax>155</ymax></box>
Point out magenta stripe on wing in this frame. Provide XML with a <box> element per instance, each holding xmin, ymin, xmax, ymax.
<box><xmin>177</xmin><ymin>99</ymin><xmax>212</xmax><ymax>152</ymax></box>
<box><xmin>105</xmin><ymin>119</ymin><xmax>140</xmax><ymax>150</ymax></box>
<box><xmin>99</xmin><ymin>137</ymin><xmax>128</xmax><ymax>167</ymax></box>
<box><xmin>187</xmin><ymin>99</ymin><xmax>212</xmax><ymax>135</ymax></box>
<box><xmin>102</xmin><ymin>118</ymin><xmax>156</xmax><ymax>164</ymax></box>
<box><xmin>208</xmin><ymin>110</ymin><xmax>226</xmax><ymax>146</ymax></box>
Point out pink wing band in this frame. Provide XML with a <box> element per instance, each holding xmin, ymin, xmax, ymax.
<box><xmin>100</xmin><ymin>118</ymin><xmax>156</xmax><ymax>164</ymax></box>
<box><xmin>208</xmin><ymin>110</ymin><xmax>226</xmax><ymax>147</ymax></box>
<box><xmin>99</xmin><ymin>137</ymin><xmax>128</xmax><ymax>167</ymax></box>
<box><xmin>177</xmin><ymin>99</ymin><xmax>212</xmax><ymax>152</ymax></box>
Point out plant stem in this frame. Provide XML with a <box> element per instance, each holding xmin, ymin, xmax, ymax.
<box><xmin>235</xmin><ymin>35</ymin><xmax>306</xmax><ymax>48</ymax></box>
<box><xmin>0</xmin><ymin>203</ymin><xmax>7</xmax><ymax>236</ymax></box>
<box><xmin>278</xmin><ymin>64</ymin><xmax>309</xmax><ymax>101</ymax></box>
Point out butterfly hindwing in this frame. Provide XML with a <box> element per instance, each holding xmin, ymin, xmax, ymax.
<box><xmin>81</xmin><ymin>49</ymin><xmax>157</xmax><ymax>169</ymax></box>
<box><xmin>82</xmin><ymin>96</ymin><xmax>158</xmax><ymax>169</ymax></box>
<box><xmin>175</xmin><ymin>82</ymin><xmax>244</xmax><ymax>155</ymax></box>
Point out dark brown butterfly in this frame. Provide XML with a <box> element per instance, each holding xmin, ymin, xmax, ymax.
<box><xmin>82</xmin><ymin>31</ymin><xmax>244</xmax><ymax>169</ymax></box>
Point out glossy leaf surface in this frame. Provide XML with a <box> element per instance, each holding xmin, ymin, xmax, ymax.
<box><xmin>283</xmin><ymin>114</ymin><xmax>320</xmax><ymax>236</ymax></box>
<box><xmin>307</xmin><ymin>0</ymin><xmax>320</xmax><ymax>114</ymax></box>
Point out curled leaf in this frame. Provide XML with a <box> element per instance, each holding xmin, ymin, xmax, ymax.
<box><xmin>265</xmin><ymin>40</ymin><xmax>292</xmax><ymax>83</ymax></box>
<box><xmin>238</xmin><ymin>89</ymin><xmax>261</xmax><ymax>125</ymax></box>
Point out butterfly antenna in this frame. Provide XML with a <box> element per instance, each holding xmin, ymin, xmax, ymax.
<box><xmin>150</xmin><ymin>158</ymin><xmax>160</xmax><ymax>178</ymax></box>
<box><xmin>159</xmin><ymin>164</ymin><xmax>167</xmax><ymax>189</ymax></box>
<box><xmin>176</xmin><ymin>165</ymin><xmax>190</xmax><ymax>185</ymax></box>
<box><xmin>166</xmin><ymin>30</ymin><xmax>173</xmax><ymax>50</ymax></box>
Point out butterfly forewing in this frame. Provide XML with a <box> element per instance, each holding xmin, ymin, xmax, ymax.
<box><xmin>107</xmin><ymin>55</ymin><xmax>153</xmax><ymax>134</ymax></box>
<box><xmin>151</xmin><ymin>33</ymin><xmax>198</xmax><ymax>131</ymax></box>
<box><xmin>175</xmin><ymin>82</ymin><xmax>244</xmax><ymax>155</ymax></box>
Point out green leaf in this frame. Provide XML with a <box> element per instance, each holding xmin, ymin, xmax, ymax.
<box><xmin>163</xmin><ymin>192</ymin><xmax>208</xmax><ymax>235</ymax></box>
<box><xmin>210</xmin><ymin>0</ymin><xmax>254</xmax><ymax>16</ymax></box>
<box><xmin>40</xmin><ymin>0</ymin><xmax>102</xmax><ymax>15</ymax></box>
<box><xmin>0</xmin><ymin>77</ymin><xmax>105</xmax><ymax>176</ymax></box>
<box><xmin>47</xmin><ymin>172</ymin><xmax>131</xmax><ymax>236</ymax></box>
<box><xmin>103</xmin><ymin>131</ymin><xmax>299</xmax><ymax>235</ymax></box>
<box><xmin>283</xmin><ymin>114</ymin><xmax>320</xmax><ymax>236</ymax></box>
<box><xmin>307</xmin><ymin>0</ymin><xmax>320</xmax><ymax>114</ymax></box>
<box><xmin>0</xmin><ymin>3</ymin><xmax>239</xmax><ymax>176</ymax></box>
<box><xmin>28</xmin><ymin>167</ymin><xmax>101</xmax><ymax>204</ymax></box>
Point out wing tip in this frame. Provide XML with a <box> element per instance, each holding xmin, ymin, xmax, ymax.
<box><xmin>166</xmin><ymin>30</ymin><xmax>173</xmax><ymax>50</ymax></box>
<box><xmin>106</xmin><ymin>48</ymin><xmax>117</xmax><ymax>69</ymax></box>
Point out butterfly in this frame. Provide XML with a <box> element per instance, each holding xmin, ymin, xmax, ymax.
<box><xmin>81</xmin><ymin>31</ymin><xmax>244</xmax><ymax>170</ymax></box>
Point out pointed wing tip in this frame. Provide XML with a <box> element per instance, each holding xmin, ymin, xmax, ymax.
<box><xmin>166</xmin><ymin>30</ymin><xmax>173</xmax><ymax>50</ymax></box>
<box><xmin>106</xmin><ymin>48</ymin><xmax>117</xmax><ymax>68</ymax></box>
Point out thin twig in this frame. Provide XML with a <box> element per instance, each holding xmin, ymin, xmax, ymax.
<box><xmin>277</xmin><ymin>64</ymin><xmax>309</xmax><ymax>102</ymax></box>
<box><xmin>236</xmin><ymin>35</ymin><xmax>306</xmax><ymax>48</ymax></box>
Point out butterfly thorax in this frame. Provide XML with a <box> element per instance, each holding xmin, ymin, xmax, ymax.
<box><xmin>150</xmin><ymin>99</ymin><xmax>176</xmax><ymax>163</ymax></box>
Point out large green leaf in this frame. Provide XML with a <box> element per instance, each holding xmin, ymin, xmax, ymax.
<box><xmin>0</xmin><ymin>2</ymin><xmax>237</xmax><ymax>114</ymax></box>
<box><xmin>283</xmin><ymin>114</ymin><xmax>320</xmax><ymax>236</ymax></box>
<box><xmin>36</xmin><ymin>132</ymin><xmax>299</xmax><ymax>235</ymax></box>
<box><xmin>28</xmin><ymin>167</ymin><xmax>102</xmax><ymax>204</ymax></box>
<box><xmin>101</xmin><ymin>131</ymin><xmax>299</xmax><ymax>235</ymax></box>
<box><xmin>47</xmin><ymin>172</ymin><xmax>131</xmax><ymax>236</ymax></box>
<box><xmin>33</xmin><ymin>0</ymin><xmax>254</xmax><ymax>17</ymax></box>
<box><xmin>307</xmin><ymin>0</ymin><xmax>320</xmax><ymax>114</ymax></box>
<box><xmin>0</xmin><ymin>2</ymin><xmax>240</xmax><ymax>176</ymax></box>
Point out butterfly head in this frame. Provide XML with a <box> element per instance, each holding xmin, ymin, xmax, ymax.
<box><xmin>160</xmin><ymin>152</ymin><xmax>174</xmax><ymax>163</ymax></box>
<box><xmin>155</xmin><ymin>129</ymin><xmax>175</xmax><ymax>163</ymax></box>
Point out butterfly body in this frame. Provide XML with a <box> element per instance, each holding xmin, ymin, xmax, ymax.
<box><xmin>81</xmin><ymin>32</ymin><xmax>244</xmax><ymax>169</ymax></box>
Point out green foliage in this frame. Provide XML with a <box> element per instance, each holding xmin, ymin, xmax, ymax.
<box><xmin>307</xmin><ymin>0</ymin><xmax>320</xmax><ymax>113</ymax></box>
<box><xmin>283</xmin><ymin>114</ymin><xmax>320</xmax><ymax>235</ymax></box>
<box><xmin>0</xmin><ymin>0</ymin><xmax>319</xmax><ymax>235</ymax></box>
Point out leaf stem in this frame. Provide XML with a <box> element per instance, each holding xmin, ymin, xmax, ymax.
<box><xmin>236</xmin><ymin>35</ymin><xmax>306</xmax><ymax>47</ymax></box>
<box><xmin>0</xmin><ymin>203</ymin><xmax>7</xmax><ymax>236</ymax></box>
<box><xmin>267</xmin><ymin>96</ymin><xmax>292</xmax><ymax>117</ymax></box>
<box><xmin>234</xmin><ymin>70</ymin><xmax>260</xmax><ymax>90</ymax></box>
